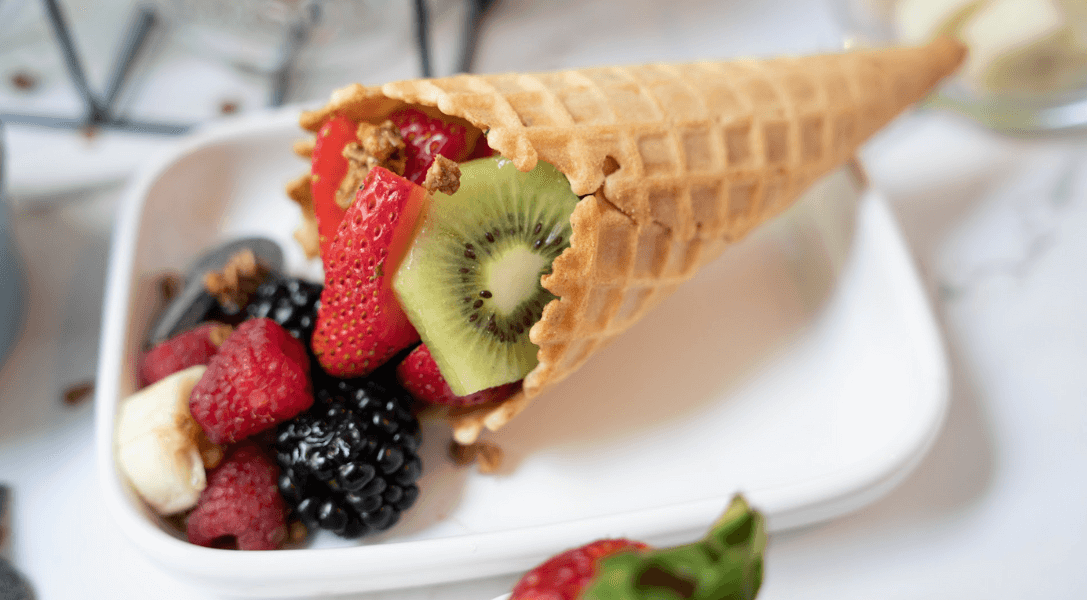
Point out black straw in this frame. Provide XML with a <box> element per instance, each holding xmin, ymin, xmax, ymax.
<box><xmin>41</xmin><ymin>0</ymin><xmax>102</xmax><ymax>122</ymax></box>
<box><xmin>102</xmin><ymin>4</ymin><xmax>158</xmax><ymax>114</ymax></box>
<box><xmin>413</xmin><ymin>0</ymin><xmax>433</xmax><ymax>78</ymax></box>
<box><xmin>457</xmin><ymin>0</ymin><xmax>496</xmax><ymax>74</ymax></box>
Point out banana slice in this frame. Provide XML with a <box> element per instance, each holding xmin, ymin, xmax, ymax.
<box><xmin>115</xmin><ymin>365</ymin><xmax>210</xmax><ymax>515</ymax></box>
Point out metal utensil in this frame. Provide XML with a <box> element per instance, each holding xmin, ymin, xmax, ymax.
<box><xmin>144</xmin><ymin>236</ymin><xmax>283</xmax><ymax>347</ymax></box>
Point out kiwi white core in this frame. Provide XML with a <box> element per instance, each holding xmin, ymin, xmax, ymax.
<box><xmin>484</xmin><ymin>246</ymin><xmax>550</xmax><ymax>315</ymax></box>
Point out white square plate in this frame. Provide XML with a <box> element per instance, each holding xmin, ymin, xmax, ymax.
<box><xmin>95</xmin><ymin>108</ymin><xmax>948</xmax><ymax>598</ymax></box>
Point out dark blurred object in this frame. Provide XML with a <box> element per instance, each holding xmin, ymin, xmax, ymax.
<box><xmin>0</xmin><ymin>485</ymin><xmax>34</xmax><ymax>600</ymax></box>
<box><xmin>413</xmin><ymin>0</ymin><xmax>432</xmax><ymax>77</ymax></box>
<box><xmin>458</xmin><ymin>0</ymin><xmax>497</xmax><ymax>74</ymax></box>
<box><xmin>62</xmin><ymin>381</ymin><xmax>95</xmax><ymax>406</ymax></box>
<box><xmin>0</xmin><ymin>122</ymin><xmax>25</xmax><ymax>369</ymax></box>
<box><xmin>0</xmin><ymin>484</ymin><xmax>8</xmax><ymax>545</ymax></box>
<box><xmin>0</xmin><ymin>560</ymin><xmax>32</xmax><ymax>600</ymax></box>
<box><xmin>145</xmin><ymin>236</ymin><xmax>283</xmax><ymax>347</ymax></box>
<box><xmin>0</xmin><ymin>0</ymin><xmax>189</xmax><ymax>134</ymax></box>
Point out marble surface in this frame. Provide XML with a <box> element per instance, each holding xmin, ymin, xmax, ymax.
<box><xmin>1</xmin><ymin>0</ymin><xmax>1086</xmax><ymax>597</ymax></box>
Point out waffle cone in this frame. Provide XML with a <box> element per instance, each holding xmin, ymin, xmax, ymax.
<box><xmin>290</xmin><ymin>38</ymin><xmax>965</xmax><ymax>443</ymax></box>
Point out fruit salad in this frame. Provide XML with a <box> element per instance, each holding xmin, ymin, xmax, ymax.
<box><xmin>114</xmin><ymin>108</ymin><xmax>579</xmax><ymax>550</ymax></box>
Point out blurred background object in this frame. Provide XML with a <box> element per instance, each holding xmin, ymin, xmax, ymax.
<box><xmin>836</xmin><ymin>0</ymin><xmax>1087</xmax><ymax>131</ymax></box>
<box><xmin>150</xmin><ymin>0</ymin><xmax>413</xmax><ymax>105</ymax></box>
<box><xmin>0</xmin><ymin>122</ymin><xmax>26</xmax><ymax>370</ymax></box>
<box><xmin>0</xmin><ymin>0</ymin><xmax>505</xmax><ymax>199</ymax></box>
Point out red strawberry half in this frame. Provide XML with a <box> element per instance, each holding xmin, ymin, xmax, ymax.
<box><xmin>390</xmin><ymin>108</ymin><xmax>475</xmax><ymax>185</ymax></box>
<box><xmin>189</xmin><ymin>318</ymin><xmax>313</xmax><ymax>445</ymax></box>
<box><xmin>396</xmin><ymin>344</ymin><xmax>519</xmax><ymax>407</ymax></box>
<box><xmin>511</xmin><ymin>539</ymin><xmax>650</xmax><ymax>600</ymax></box>
<box><xmin>311</xmin><ymin>167</ymin><xmax>427</xmax><ymax>378</ymax></box>
<box><xmin>137</xmin><ymin>322</ymin><xmax>232</xmax><ymax>388</ymax></box>
<box><xmin>310</xmin><ymin>114</ymin><xmax>357</xmax><ymax>259</ymax></box>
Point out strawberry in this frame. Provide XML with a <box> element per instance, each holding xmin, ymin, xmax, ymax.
<box><xmin>137</xmin><ymin>322</ymin><xmax>232</xmax><ymax>388</ymax></box>
<box><xmin>390</xmin><ymin>108</ymin><xmax>474</xmax><ymax>185</ymax></box>
<box><xmin>186</xmin><ymin>444</ymin><xmax>288</xmax><ymax>551</ymax></box>
<box><xmin>511</xmin><ymin>496</ymin><xmax>767</xmax><ymax>600</ymax></box>
<box><xmin>311</xmin><ymin>114</ymin><xmax>357</xmax><ymax>259</ymax></box>
<box><xmin>311</xmin><ymin>167</ymin><xmax>427</xmax><ymax>378</ymax></box>
<box><xmin>189</xmin><ymin>318</ymin><xmax>313</xmax><ymax>445</ymax></box>
<box><xmin>512</xmin><ymin>539</ymin><xmax>650</xmax><ymax>600</ymax></box>
<box><xmin>465</xmin><ymin>133</ymin><xmax>495</xmax><ymax>161</ymax></box>
<box><xmin>396</xmin><ymin>344</ymin><xmax>519</xmax><ymax>407</ymax></box>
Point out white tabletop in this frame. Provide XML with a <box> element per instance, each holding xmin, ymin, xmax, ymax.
<box><xmin>2</xmin><ymin>0</ymin><xmax>1086</xmax><ymax>598</ymax></box>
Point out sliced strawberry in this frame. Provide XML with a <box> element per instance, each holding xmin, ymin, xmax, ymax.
<box><xmin>396</xmin><ymin>344</ymin><xmax>519</xmax><ymax>407</ymax></box>
<box><xmin>390</xmin><ymin>109</ymin><xmax>474</xmax><ymax>185</ymax></box>
<box><xmin>311</xmin><ymin>167</ymin><xmax>427</xmax><ymax>378</ymax></box>
<box><xmin>311</xmin><ymin>114</ymin><xmax>357</xmax><ymax>259</ymax></box>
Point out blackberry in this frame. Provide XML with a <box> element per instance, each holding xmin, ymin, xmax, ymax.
<box><xmin>274</xmin><ymin>377</ymin><xmax>422</xmax><ymax>539</ymax></box>
<box><xmin>246</xmin><ymin>278</ymin><xmax>323</xmax><ymax>345</ymax></box>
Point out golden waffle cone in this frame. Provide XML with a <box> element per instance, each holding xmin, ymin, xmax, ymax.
<box><xmin>290</xmin><ymin>38</ymin><xmax>965</xmax><ymax>444</ymax></box>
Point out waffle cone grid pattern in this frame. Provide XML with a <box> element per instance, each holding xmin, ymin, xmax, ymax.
<box><xmin>293</xmin><ymin>39</ymin><xmax>965</xmax><ymax>437</ymax></box>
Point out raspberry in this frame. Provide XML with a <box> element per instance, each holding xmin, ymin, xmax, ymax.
<box><xmin>189</xmin><ymin>318</ymin><xmax>313</xmax><ymax>444</ymax></box>
<box><xmin>137</xmin><ymin>322</ymin><xmax>231</xmax><ymax>387</ymax></box>
<box><xmin>511</xmin><ymin>539</ymin><xmax>649</xmax><ymax>600</ymax></box>
<box><xmin>187</xmin><ymin>444</ymin><xmax>288</xmax><ymax>551</ymax></box>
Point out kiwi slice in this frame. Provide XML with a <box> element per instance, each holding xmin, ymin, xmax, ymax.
<box><xmin>393</xmin><ymin>156</ymin><xmax>579</xmax><ymax>396</ymax></box>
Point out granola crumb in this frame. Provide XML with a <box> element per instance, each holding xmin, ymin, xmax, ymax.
<box><xmin>206</xmin><ymin>323</ymin><xmax>233</xmax><ymax>346</ymax></box>
<box><xmin>476</xmin><ymin>442</ymin><xmax>503</xmax><ymax>473</ymax></box>
<box><xmin>423</xmin><ymin>155</ymin><xmax>461</xmax><ymax>195</ymax></box>
<box><xmin>449</xmin><ymin>439</ymin><xmax>478</xmax><ymax>466</ymax></box>
<box><xmin>157</xmin><ymin>271</ymin><xmax>183</xmax><ymax>304</ymax></box>
<box><xmin>11</xmin><ymin>70</ymin><xmax>37</xmax><ymax>91</ymax></box>
<box><xmin>286</xmin><ymin>173</ymin><xmax>319</xmax><ymax>259</ymax></box>
<box><xmin>198</xmin><ymin>438</ymin><xmax>224</xmax><ymax>470</ymax></box>
<box><xmin>62</xmin><ymin>380</ymin><xmax>95</xmax><ymax>406</ymax></box>
<box><xmin>448</xmin><ymin>439</ymin><xmax>503</xmax><ymax>473</ymax></box>
<box><xmin>293</xmin><ymin>138</ymin><xmax>315</xmax><ymax>159</ymax></box>
<box><xmin>202</xmin><ymin>249</ymin><xmax>271</xmax><ymax>312</ymax></box>
<box><xmin>335</xmin><ymin>120</ymin><xmax>407</xmax><ymax>210</ymax></box>
<box><xmin>288</xmin><ymin>520</ymin><xmax>308</xmax><ymax>543</ymax></box>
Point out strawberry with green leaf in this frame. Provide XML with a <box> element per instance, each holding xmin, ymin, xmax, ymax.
<box><xmin>512</xmin><ymin>495</ymin><xmax>766</xmax><ymax>600</ymax></box>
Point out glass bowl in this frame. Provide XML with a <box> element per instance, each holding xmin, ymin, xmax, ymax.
<box><xmin>833</xmin><ymin>0</ymin><xmax>1087</xmax><ymax>132</ymax></box>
